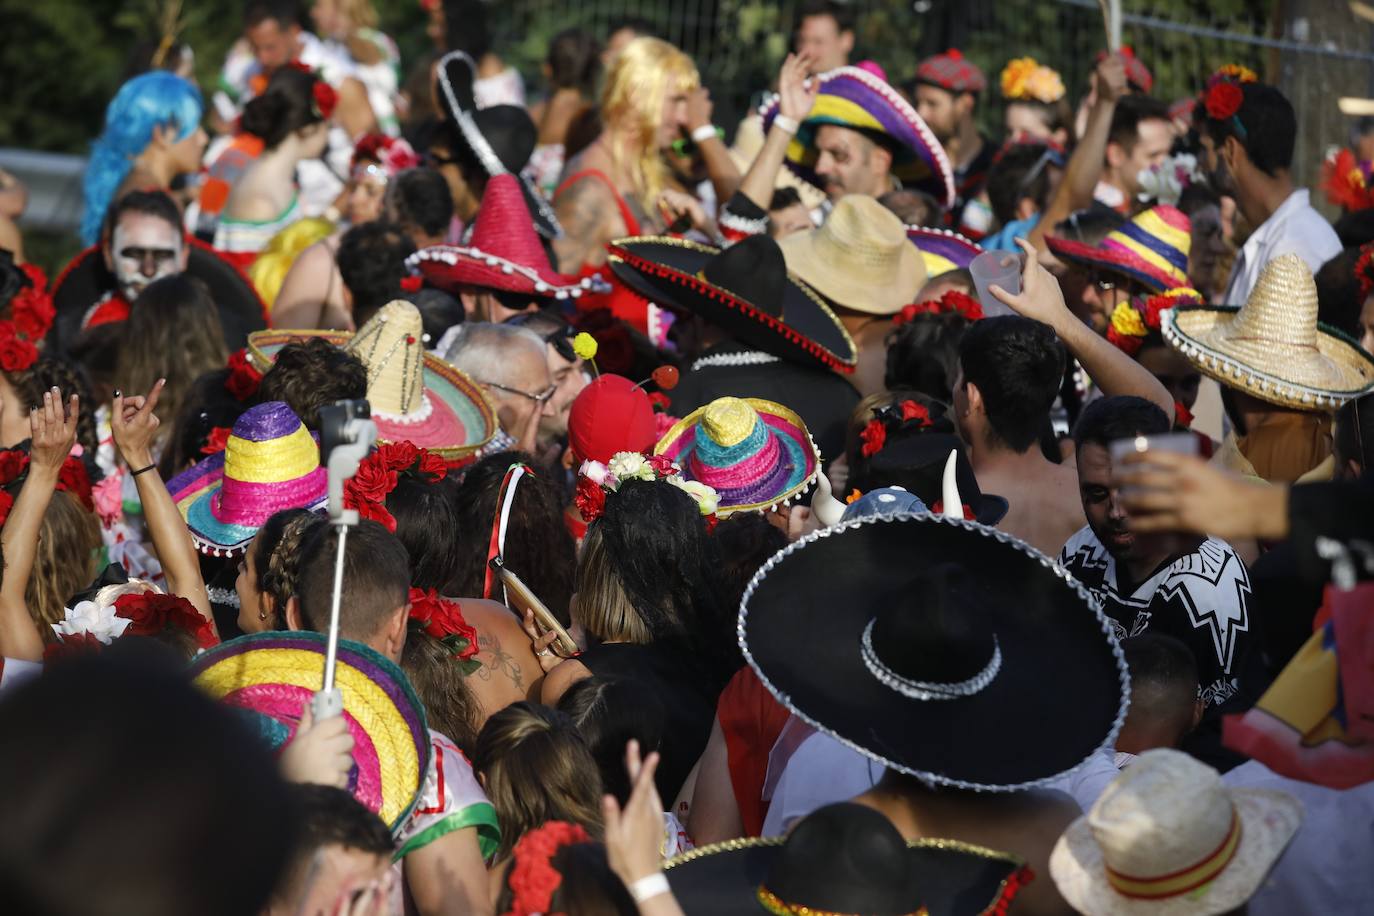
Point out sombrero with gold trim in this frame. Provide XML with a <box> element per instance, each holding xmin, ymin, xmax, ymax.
<box><xmin>1047</xmin><ymin>205</ymin><xmax>1192</xmax><ymax>293</ymax></box>
<box><xmin>664</xmin><ymin>802</ymin><xmax>1031</xmax><ymax>916</ymax></box>
<box><xmin>247</xmin><ymin>301</ymin><xmax>497</xmax><ymax>459</ymax></box>
<box><xmin>1163</xmin><ymin>254</ymin><xmax>1374</xmax><ymax>411</ymax></box>
<box><xmin>760</xmin><ymin>66</ymin><xmax>956</xmax><ymax>208</ymax></box>
<box><xmin>189</xmin><ymin>631</ymin><xmax>430</xmax><ymax>832</ymax></box>
<box><xmin>654</xmin><ymin>396</ymin><xmax>821</xmax><ymax>516</ymax></box>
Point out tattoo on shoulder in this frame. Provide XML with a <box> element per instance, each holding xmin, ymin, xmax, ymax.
<box><xmin>553</xmin><ymin>177</ymin><xmax>617</xmax><ymax>270</ymax></box>
<box><xmin>477</xmin><ymin>633</ymin><xmax>523</xmax><ymax>692</ymax></box>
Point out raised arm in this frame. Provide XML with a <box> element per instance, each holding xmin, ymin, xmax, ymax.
<box><xmin>112</xmin><ymin>380</ymin><xmax>214</xmax><ymax>627</ymax></box>
<box><xmin>992</xmin><ymin>238</ymin><xmax>1174</xmax><ymax>421</ymax></box>
<box><xmin>734</xmin><ymin>53</ymin><xmax>817</xmax><ymax>213</ymax></box>
<box><xmin>0</xmin><ymin>389</ymin><xmax>78</xmax><ymax>660</ymax></box>
<box><xmin>684</xmin><ymin>87</ymin><xmax>742</xmax><ymax>204</ymax></box>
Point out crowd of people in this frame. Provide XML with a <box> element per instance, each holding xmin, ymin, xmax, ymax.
<box><xmin>1</xmin><ymin>0</ymin><xmax>1373</xmax><ymax>913</ymax></box>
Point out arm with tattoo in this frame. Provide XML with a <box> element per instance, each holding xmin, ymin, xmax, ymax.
<box><xmin>552</xmin><ymin>175</ymin><xmax>622</xmax><ymax>273</ymax></box>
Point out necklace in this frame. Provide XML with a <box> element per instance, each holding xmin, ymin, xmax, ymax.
<box><xmin>691</xmin><ymin>350</ymin><xmax>780</xmax><ymax>371</ymax></box>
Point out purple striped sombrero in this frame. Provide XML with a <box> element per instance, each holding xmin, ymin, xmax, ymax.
<box><xmin>906</xmin><ymin>226</ymin><xmax>984</xmax><ymax>278</ymax></box>
<box><xmin>761</xmin><ymin>66</ymin><xmax>955</xmax><ymax>208</ymax></box>
<box><xmin>1046</xmin><ymin>205</ymin><xmax>1193</xmax><ymax>293</ymax></box>
<box><xmin>190</xmin><ymin>631</ymin><xmax>430</xmax><ymax>831</ymax></box>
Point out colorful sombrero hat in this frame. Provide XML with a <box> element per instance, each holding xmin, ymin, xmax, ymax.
<box><xmin>654</xmin><ymin>397</ymin><xmax>820</xmax><ymax>517</ymax></box>
<box><xmin>607</xmin><ymin>234</ymin><xmax>857</xmax><ymax>372</ymax></box>
<box><xmin>407</xmin><ymin>174</ymin><xmax>594</xmax><ymax>301</ymax></box>
<box><xmin>189</xmin><ymin>631</ymin><xmax>430</xmax><ymax>831</ymax></box>
<box><xmin>247</xmin><ymin>301</ymin><xmax>497</xmax><ymax>459</ymax></box>
<box><xmin>665</xmin><ymin>802</ymin><xmax>1030</xmax><ymax>916</ymax></box>
<box><xmin>1046</xmin><ymin>205</ymin><xmax>1193</xmax><ymax>293</ymax></box>
<box><xmin>166</xmin><ymin>401</ymin><xmax>327</xmax><ymax>556</ymax></box>
<box><xmin>1163</xmin><ymin>253</ymin><xmax>1374</xmax><ymax>411</ymax></box>
<box><xmin>760</xmin><ymin>66</ymin><xmax>956</xmax><ymax>208</ymax></box>
<box><xmin>907</xmin><ymin>226</ymin><xmax>984</xmax><ymax>278</ymax></box>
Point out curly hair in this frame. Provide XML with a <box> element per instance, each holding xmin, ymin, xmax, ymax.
<box><xmin>256</xmin><ymin>337</ymin><xmax>368</xmax><ymax>431</ymax></box>
<box><xmin>401</xmin><ymin>630</ymin><xmax>482</xmax><ymax>755</ymax></box>
<box><xmin>387</xmin><ymin>473</ymin><xmax>463</xmax><ymax>592</ymax></box>
<box><xmin>252</xmin><ymin>508</ymin><xmax>326</xmax><ymax>628</ymax></box>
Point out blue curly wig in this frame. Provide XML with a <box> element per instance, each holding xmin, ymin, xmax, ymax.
<box><xmin>81</xmin><ymin>71</ymin><xmax>203</xmax><ymax>245</ymax></box>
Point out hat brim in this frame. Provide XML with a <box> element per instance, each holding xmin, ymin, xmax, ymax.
<box><xmin>907</xmin><ymin>226</ymin><xmax>984</xmax><ymax>278</ymax></box>
<box><xmin>665</xmin><ymin>836</ymin><xmax>1027</xmax><ymax>916</ymax></box>
<box><xmin>1045</xmin><ymin>235</ymin><xmax>1181</xmax><ymax>293</ymax></box>
<box><xmin>654</xmin><ymin>399</ymin><xmax>821</xmax><ymax>516</ymax></box>
<box><xmin>1163</xmin><ymin>306</ymin><xmax>1374</xmax><ymax>410</ymax></box>
<box><xmin>1049</xmin><ymin>788</ymin><xmax>1302</xmax><ymax>916</ymax></box>
<box><xmin>606</xmin><ymin>236</ymin><xmax>857</xmax><ymax>371</ymax></box>
<box><xmin>246</xmin><ymin>329</ymin><xmax>498</xmax><ymax>459</ymax></box>
<box><xmin>407</xmin><ymin>245</ymin><xmax>587</xmax><ymax>299</ymax></box>
<box><xmin>740</xmin><ymin>513</ymin><xmax>1128</xmax><ymax>790</ymax></box>
<box><xmin>189</xmin><ymin>631</ymin><xmax>431</xmax><ymax>832</ymax></box>
<box><xmin>778</xmin><ymin>228</ymin><xmax>926</xmax><ymax>316</ymax></box>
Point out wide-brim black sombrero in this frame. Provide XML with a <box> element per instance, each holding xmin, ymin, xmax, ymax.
<box><xmin>739</xmin><ymin>513</ymin><xmax>1128</xmax><ymax>791</ymax></box>
<box><xmin>606</xmin><ymin>236</ymin><xmax>857</xmax><ymax>373</ymax></box>
<box><xmin>50</xmin><ymin>238</ymin><xmax>267</xmax><ymax>352</ymax></box>
<box><xmin>665</xmin><ymin>835</ymin><xmax>1029</xmax><ymax>916</ymax></box>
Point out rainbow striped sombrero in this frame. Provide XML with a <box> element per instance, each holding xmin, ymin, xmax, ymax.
<box><xmin>190</xmin><ymin>631</ymin><xmax>430</xmax><ymax>832</ymax></box>
<box><xmin>906</xmin><ymin>226</ymin><xmax>984</xmax><ymax>278</ymax></box>
<box><xmin>167</xmin><ymin>400</ymin><xmax>327</xmax><ymax>556</ymax></box>
<box><xmin>761</xmin><ymin>66</ymin><xmax>955</xmax><ymax>208</ymax></box>
<box><xmin>1046</xmin><ymin>205</ymin><xmax>1193</xmax><ymax>293</ymax></box>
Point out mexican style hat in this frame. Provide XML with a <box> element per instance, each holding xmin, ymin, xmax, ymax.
<box><xmin>665</xmin><ymin>802</ymin><xmax>1030</xmax><ymax>916</ymax></box>
<box><xmin>915</xmin><ymin>49</ymin><xmax>988</xmax><ymax>95</ymax></box>
<box><xmin>247</xmin><ymin>301</ymin><xmax>497</xmax><ymax>459</ymax></box>
<box><xmin>739</xmin><ymin>513</ymin><xmax>1128</xmax><ymax>791</ymax></box>
<box><xmin>654</xmin><ymin>397</ymin><xmax>821</xmax><ymax>516</ymax></box>
<box><xmin>908</xmin><ymin>226</ymin><xmax>984</xmax><ymax>278</ymax></box>
<box><xmin>1163</xmin><ymin>254</ymin><xmax>1374</xmax><ymax>411</ymax></box>
<box><xmin>606</xmin><ymin>233</ymin><xmax>856</xmax><ymax>372</ymax></box>
<box><xmin>761</xmin><ymin>66</ymin><xmax>956</xmax><ymax>208</ymax></box>
<box><xmin>406</xmin><ymin>174</ymin><xmax>593</xmax><ymax>301</ymax></box>
<box><xmin>1046</xmin><ymin>205</ymin><xmax>1193</xmax><ymax>293</ymax></box>
<box><xmin>166</xmin><ymin>400</ymin><xmax>327</xmax><ymax>556</ymax></box>
<box><xmin>189</xmin><ymin>631</ymin><xmax>430</xmax><ymax>832</ymax></box>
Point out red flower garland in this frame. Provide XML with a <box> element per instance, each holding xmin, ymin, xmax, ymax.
<box><xmin>113</xmin><ymin>592</ymin><xmax>218</xmax><ymax>650</ymax></box>
<box><xmin>1106</xmin><ymin>323</ymin><xmax>1145</xmax><ymax>357</ymax></box>
<box><xmin>573</xmin><ymin>475</ymin><xmax>606</xmax><ymax>521</ymax></box>
<box><xmin>1356</xmin><ymin>244</ymin><xmax>1374</xmax><ymax>300</ymax></box>
<box><xmin>225</xmin><ymin>349</ymin><xmax>262</xmax><ymax>401</ymax></box>
<box><xmin>894</xmin><ymin>289</ymin><xmax>984</xmax><ymax>327</ymax></box>
<box><xmin>343</xmin><ymin>441</ymin><xmax>448</xmax><ymax>532</ymax></box>
<box><xmin>0</xmin><ymin>450</ymin><xmax>94</xmax><ymax>525</ymax></box>
<box><xmin>502</xmin><ymin>821</ymin><xmax>591</xmax><ymax>916</ymax></box>
<box><xmin>10</xmin><ymin>263</ymin><xmax>56</xmax><ymax>342</ymax></box>
<box><xmin>1204</xmin><ymin>81</ymin><xmax>1244</xmax><ymax>121</ymax></box>
<box><xmin>408</xmin><ymin>587</ymin><xmax>481</xmax><ymax>670</ymax></box>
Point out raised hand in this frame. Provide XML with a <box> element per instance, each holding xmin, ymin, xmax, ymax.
<box><xmin>777</xmin><ymin>53</ymin><xmax>819</xmax><ymax>123</ymax></box>
<box><xmin>1094</xmin><ymin>52</ymin><xmax>1128</xmax><ymax>106</ymax></box>
<box><xmin>602</xmin><ymin>739</ymin><xmax>667</xmax><ymax>887</ymax></box>
<box><xmin>989</xmin><ymin>238</ymin><xmax>1072</xmax><ymax>328</ymax></box>
<box><xmin>685</xmin><ymin>86</ymin><xmax>714</xmax><ymax>133</ymax></box>
<box><xmin>29</xmin><ymin>387</ymin><xmax>79</xmax><ymax>472</ymax></box>
<box><xmin>112</xmin><ymin>379</ymin><xmax>165</xmax><ymax>470</ymax></box>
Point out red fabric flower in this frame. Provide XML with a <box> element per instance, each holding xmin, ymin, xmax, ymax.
<box><xmin>860</xmin><ymin>419</ymin><xmax>887</xmax><ymax>458</ymax></box>
<box><xmin>931</xmin><ymin>500</ymin><xmax>977</xmax><ymax>520</ymax></box>
<box><xmin>574</xmin><ymin>474</ymin><xmax>606</xmax><ymax>522</ymax></box>
<box><xmin>1357</xmin><ymin>245</ymin><xmax>1374</xmax><ymax>300</ymax></box>
<box><xmin>1205</xmin><ymin>82</ymin><xmax>1244</xmax><ymax>121</ymax></box>
<box><xmin>645</xmin><ymin>453</ymin><xmax>677</xmax><ymax>477</ymax></box>
<box><xmin>351</xmin><ymin>133</ymin><xmax>391</xmax><ymax>168</ymax></box>
<box><xmin>225</xmin><ymin>349</ymin><xmax>262</xmax><ymax>401</ymax></box>
<box><xmin>44</xmin><ymin>630</ymin><xmax>104</xmax><ymax>663</ymax></box>
<box><xmin>408</xmin><ymin>588</ymin><xmax>480</xmax><ymax>661</ymax></box>
<box><xmin>504</xmin><ymin>821</ymin><xmax>591</xmax><ymax>916</ymax></box>
<box><xmin>940</xmin><ymin>289</ymin><xmax>984</xmax><ymax>321</ymax></box>
<box><xmin>113</xmin><ymin>592</ymin><xmax>218</xmax><ymax>650</ymax></box>
<box><xmin>1106</xmin><ymin>324</ymin><xmax>1145</xmax><ymax>356</ymax></box>
<box><xmin>1142</xmin><ymin>296</ymin><xmax>1173</xmax><ymax>330</ymax></box>
<box><xmin>647</xmin><ymin>391</ymin><xmax>671</xmax><ymax>412</ymax></box>
<box><xmin>415</xmin><ymin>449</ymin><xmax>448</xmax><ymax>482</ymax></box>
<box><xmin>10</xmin><ymin>266</ymin><xmax>55</xmax><ymax>341</ymax></box>
<box><xmin>1174</xmin><ymin>400</ymin><xmax>1195</xmax><ymax>429</ymax></box>
<box><xmin>312</xmin><ymin>80</ymin><xmax>338</xmax><ymax>121</ymax></box>
<box><xmin>899</xmin><ymin>400</ymin><xmax>934</xmax><ymax>427</ymax></box>
<box><xmin>377</xmin><ymin>441</ymin><xmax>421</xmax><ymax>472</ymax></box>
<box><xmin>0</xmin><ymin>322</ymin><xmax>38</xmax><ymax>372</ymax></box>
<box><xmin>0</xmin><ymin>489</ymin><xmax>14</xmax><ymax>527</ymax></box>
<box><xmin>57</xmin><ymin>457</ymin><xmax>94</xmax><ymax>512</ymax></box>
<box><xmin>201</xmin><ymin>426</ymin><xmax>233</xmax><ymax>455</ymax></box>
<box><xmin>892</xmin><ymin>303</ymin><xmax>923</xmax><ymax>327</ymax></box>
<box><xmin>399</xmin><ymin>275</ymin><xmax>423</xmax><ymax>293</ymax></box>
<box><xmin>0</xmin><ymin>449</ymin><xmax>30</xmax><ymax>486</ymax></box>
<box><xmin>344</xmin><ymin>460</ymin><xmax>399</xmax><ymax>531</ymax></box>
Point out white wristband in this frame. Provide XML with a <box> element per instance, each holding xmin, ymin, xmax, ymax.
<box><xmin>691</xmin><ymin>124</ymin><xmax>719</xmax><ymax>144</ymax></box>
<box><xmin>629</xmin><ymin>872</ymin><xmax>670</xmax><ymax>904</ymax></box>
<box><xmin>772</xmin><ymin>114</ymin><xmax>800</xmax><ymax>136</ymax></box>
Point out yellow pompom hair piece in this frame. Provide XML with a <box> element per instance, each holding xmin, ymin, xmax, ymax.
<box><xmin>572</xmin><ymin>332</ymin><xmax>599</xmax><ymax>360</ymax></box>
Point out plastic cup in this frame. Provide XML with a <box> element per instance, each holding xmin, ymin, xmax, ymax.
<box><xmin>969</xmin><ymin>250</ymin><xmax>1022</xmax><ymax>317</ymax></box>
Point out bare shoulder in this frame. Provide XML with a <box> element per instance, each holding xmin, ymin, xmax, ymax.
<box><xmin>461</xmin><ymin>599</ymin><xmax>545</xmax><ymax>706</ymax></box>
<box><xmin>540</xmin><ymin>657</ymin><xmax>592</xmax><ymax>706</ymax></box>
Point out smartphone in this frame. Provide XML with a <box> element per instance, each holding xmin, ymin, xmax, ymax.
<box><xmin>489</xmin><ymin>556</ymin><xmax>579</xmax><ymax>656</ymax></box>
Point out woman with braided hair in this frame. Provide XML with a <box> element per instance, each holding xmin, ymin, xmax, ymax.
<box><xmin>234</xmin><ymin>507</ymin><xmax>326</xmax><ymax>633</ymax></box>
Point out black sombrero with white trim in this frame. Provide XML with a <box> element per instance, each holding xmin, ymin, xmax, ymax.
<box><xmin>739</xmin><ymin>513</ymin><xmax>1128</xmax><ymax>791</ymax></box>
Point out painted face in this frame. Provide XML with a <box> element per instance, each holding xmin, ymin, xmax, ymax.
<box><xmin>107</xmin><ymin>212</ymin><xmax>185</xmax><ymax>301</ymax></box>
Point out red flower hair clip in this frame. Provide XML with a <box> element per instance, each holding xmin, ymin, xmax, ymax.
<box><xmin>1357</xmin><ymin>244</ymin><xmax>1374</xmax><ymax>299</ymax></box>
<box><xmin>1204</xmin><ymin>82</ymin><xmax>1243</xmax><ymax>121</ymax></box>
<box><xmin>860</xmin><ymin>399</ymin><xmax>937</xmax><ymax>458</ymax></box>
<box><xmin>113</xmin><ymin>592</ymin><xmax>218</xmax><ymax>650</ymax></box>
<box><xmin>344</xmin><ymin>441</ymin><xmax>448</xmax><ymax>532</ymax></box>
<box><xmin>502</xmin><ymin>821</ymin><xmax>591</xmax><ymax>916</ymax></box>
<box><xmin>400</xmin><ymin>275</ymin><xmax>423</xmax><ymax>293</ymax></box>
<box><xmin>312</xmin><ymin>80</ymin><xmax>338</xmax><ymax>122</ymax></box>
<box><xmin>893</xmin><ymin>289</ymin><xmax>984</xmax><ymax>327</ymax></box>
<box><xmin>225</xmin><ymin>349</ymin><xmax>262</xmax><ymax>402</ymax></box>
<box><xmin>201</xmin><ymin>426</ymin><xmax>233</xmax><ymax>456</ymax></box>
<box><xmin>408</xmin><ymin>588</ymin><xmax>481</xmax><ymax>672</ymax></box>
<box><xmin>0</xmin><ymin>450</ymin><xmax>94</xmax><ymax>525</ymax></box>
<box><xmin>9</xmin><ymin>262</ymin><xmax>56</xmax><ymax>343</ymax></box>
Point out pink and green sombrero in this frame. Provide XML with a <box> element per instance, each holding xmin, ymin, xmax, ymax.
<box><xmin>190</xmin><ymin>631</ymin><xmax>429</xmax><ymax>832</ymax></box>
<box><xmin>654</xmin><ymin>397</ymin><xmax>821</xmax><ymax>517</ymax></box>
<box><xmin>761</xmin><ymin>66</ymin><xmax>955</xmax><ymax>208</ymax></box>
<box><xmin>1046</xmin><ymin>205</ymin><xmax>1193</xmax><ymax>293</ymax></box>
<box><xmin>248</xmin><ymin>300</ymin><xmax>496</xmax><ymax>461</ymax></box>
<box><xmin>167</xmin><ymin>400</ymin><xmax>327</xmax><ymax>556</ymax></box>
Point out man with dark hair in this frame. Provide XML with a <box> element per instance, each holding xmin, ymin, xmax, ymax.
<box><xmin>912</xmin><ymin>49</ymin><xmax>993</xmax><ymax>234</ymax></box>
<box><xmin>982</xmin><ymin>142</ymin><xmax>1057</xmax><ymax>248</ymax></box>
<box><xmin>795</xmin><ymin>0</ymin><xmax>855</xmax><ymax>75</ymax></box>
<box><xmin>385</xmin><ymin>168</ymin><xmax>454</xmax><ymax>249</ymax></box>
<box><xmin>1116</xmin><ymin>633</ymin><xmax>1204</xmax><ymax>762</ymax></box>
<box><xmin>256</xmin><ymin>337</ymin><xmax>368</xmax><ymax>430</ymax></box>
<box><xmin>1060</xmin><ymin>396</ymin><xmax>1258</xmax><ymax>733</ymax></box>
<box><xmin>289</xmin><ymin>519</ymin><xmax>412</xmax><ymax>660</ymax></box>
<box><xmin>1097</xmin><ymin>95</ymin><xmax>1173</xmax><ymax>212</ymax></box>
<box><xmin>767</xmin><ymin>186</ymin><xmax>814</xmax><ymax>238</ymax></box>
<box><xmin>336</xmin><ymin>221</ymin><xmax>416</xmax><ymax>328</ymax></box>
<box><xmin>265</xmin><ymin>785</ymin><xmax>395</xmax><ymax>916</ymax></box>
<box><xmin>1201</xmin><ymin>81</ymin><xmax>1340</xmax><ymax>302</ymax></box>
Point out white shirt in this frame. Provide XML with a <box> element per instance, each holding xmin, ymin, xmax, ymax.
<box><xmin>1222</xmin><ymin>189</ymin><xmax>1341</xmax><ymax>304</ymax></box>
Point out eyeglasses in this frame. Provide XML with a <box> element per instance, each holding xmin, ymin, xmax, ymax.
<box><xmin>670</xmin><ymin>126</ymin><xmax>724</xmax><ymax>158</ymax></box>
<box><xmin>483</xmin><ymin>380</ymin><xmax>558</xmax><ymax>404</ymax></box>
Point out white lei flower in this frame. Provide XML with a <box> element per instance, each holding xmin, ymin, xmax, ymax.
<box><xmin>52</xmin><ymin>600</ymin><xmax>130</xmax><ymax>644</ymax></box>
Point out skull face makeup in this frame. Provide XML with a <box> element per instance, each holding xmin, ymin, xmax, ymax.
<box><xmin>106</xmin><ymin>212</ymin><xmax>186</xmax><ymax>300</ymax></box>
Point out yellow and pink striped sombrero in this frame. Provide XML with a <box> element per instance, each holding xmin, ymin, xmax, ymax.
<box><xmin>1047</xmin><ymin>205</ymin><xmax>1193</xmax><ymax>294</ymax></box>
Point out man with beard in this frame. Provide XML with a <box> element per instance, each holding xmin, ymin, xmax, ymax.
<box><xmin>911</xmin><ymin>49</ymin><xmax>994</xmax><ymax>236</ymax></box>
<box><xmin>1200</xmin><ymin>76</ymin><xmax>1340</xmax><ymax>303</ymax></box>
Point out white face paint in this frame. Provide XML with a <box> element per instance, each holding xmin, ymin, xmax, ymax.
<box><xmin>110</xmin><ymin>213</ymin><xmax>183</xmax><ymax>300</ymax></box>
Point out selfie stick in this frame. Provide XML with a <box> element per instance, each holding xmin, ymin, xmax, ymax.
<box><xmin>312</xmin><ymin>403</ymin><xmax>378</xmax><ymax>721</ymax></box>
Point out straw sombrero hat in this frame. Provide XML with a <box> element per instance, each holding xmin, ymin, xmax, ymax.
<box><xmin>779</xmin><ymin>195</ymin><xmax>927</xmax><ymax>315</ymax></box>
<box><xmin>907</xmin><ymin>225</ymin><xmax>984</xmax><ymax>278</ymax></box>
<box><xmin>664</xmin><ymin>802</ymin><xmax>1030</xmax><ymax>916</ymax></box>
<box><xmin>166</xmin><ymin>400</ymin><xmax>327</xmax><ymax>557</ymax></box>
<box><xmin>1163</xmin><ymin>254</ymin><xmax>1374</xmax><ymax>411</ymax></box>
<box><xmin>760</xmin><ymin>66</ymin><xmax>956</xmax><ymax>208</ymax></box>
<box><xmin>1046</xmin><ymin>205</ymin><xmax>1193</xmax><ymax>294</ymax></box>
<box><xmin>1050</xmin><ymin>749</ymin><xmax>1301</xmax><ymax>916</ymax></box>
<box><xmin>654</xmin><ymin>397</ymin><xmax>820</xmax><ymax>516</ymax></box>
<box><xmin>189</xmin><ymin>631</ymin><xmax>431</xmax><ymax>832</ymax></box>
<box><xmin>247</xmin><ymin>301</ymin><xmax>497</xmax><ymax>459</ymax></box>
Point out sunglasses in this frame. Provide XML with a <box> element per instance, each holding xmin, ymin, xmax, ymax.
<box><xmin>504</xmin><ymin>313</ymin><xmax>578</xmax><ymax>362</ymax></box>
